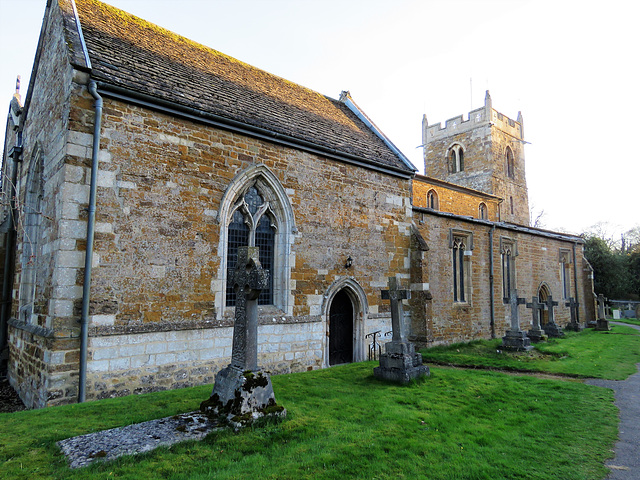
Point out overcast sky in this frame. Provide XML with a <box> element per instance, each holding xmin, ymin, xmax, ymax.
<box><xmin>1</xmin><ymin>0</ymin><xmax>638</xmax><ymax>237</ymax></box>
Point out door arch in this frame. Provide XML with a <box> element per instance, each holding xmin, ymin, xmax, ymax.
<box><xmin>323</xmin><ymin>278</ymin><xmax>368</xmax><ymax>367</ymax></box>
<box><xmin>328</xmin><ymin>290</ymin><xmax>353</xmax><ymax>365</ymax></box>
<box><xmin>538</xmin><ymin>284</ymin><xmax>550</xmax><ymax>325</ymax></box>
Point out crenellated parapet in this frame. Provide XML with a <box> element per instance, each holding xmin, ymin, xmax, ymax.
<box><xmin>423</xmin><ymin>91</ymin><xmax>524</xmax><ymax>145</ymax></box>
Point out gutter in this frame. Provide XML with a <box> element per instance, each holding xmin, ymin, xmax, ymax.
<box><xmin>488</xmin><ymin>224</ymin><xmax>496</xmax><ymax>338</ymax></box>
<box><xmin>413</xmin><ymin>206</ymin><xmax>584</xmax><ymax>244</ymax></box>
<box><xmin>94</xmin><ymin>82</ymin><xmax>415</xmax><ymax>180</ymax></box>
<box><xmin>78</xmin><ymin>80</ymin><xmax>102</xmax><ymax>403</ymax></box>
<box><xmin>572</xmin><ymin>242</ymin><xmax>580</xmax><ymax>325</ymax></box>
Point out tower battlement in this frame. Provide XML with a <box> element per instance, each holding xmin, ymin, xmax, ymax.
<box><xmin>423</xmin><ymin>91</ymin><xmax>523</xmax><ymax>145</ymax></box>
<box><xmin>422</xmin><ymin>90</ymin><xmax>529</xmax><ymax>225</ymax></box>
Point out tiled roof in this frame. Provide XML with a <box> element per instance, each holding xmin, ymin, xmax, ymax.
<box><xmin>63</xmin><ymin>0</ymin><xmax>414</xmax><ymax>174</ymax></box>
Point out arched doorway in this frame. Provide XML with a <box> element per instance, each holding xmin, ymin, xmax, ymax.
<box><xmin>329</xmin><ymin>289</ymin><xmax>354</xmax><ymax>365</ymax></box>
<box><xmin>538</xmin><ymin>284</ymin><xmax>550</xmax><ymax>325</ymax></box>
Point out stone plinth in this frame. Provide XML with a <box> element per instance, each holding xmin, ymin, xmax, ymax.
<box><xmin>526</xmin><ymin>328</ymin><xmax>547</xmax><ymax>343</ymax></box>
<box><xmin>374</xmin><ymin>341</ymin><xmax>429</xmax><ymax>383</ymax></box>
<box><xmin>501</xmin><ymin>330</ymin><xmax>533</xmax><ymax>352</ymax></box>
<box><xmin>542</xmin><ymin>323</ymin><xmax>564</xmax><ymax>338</ymax></box>
<box><xmin>595</xmin><ymin>319</ymin><xmax>611</xmax><ymax>331</ymax></box>
<box><xmin>200</xmin><ymin>366</ymin><xmax>284</xmax><ymax>429</ymax></box>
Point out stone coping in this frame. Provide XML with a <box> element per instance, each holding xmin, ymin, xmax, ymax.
<box><xmin>90</xmin><ymin>315</ymin><xmax>323</xmax><ymax>337</ymax></box>
<box><xmin>7</xmin><ymin>318</ymin><xmax>55</xmax><ymax>338</ymax></box>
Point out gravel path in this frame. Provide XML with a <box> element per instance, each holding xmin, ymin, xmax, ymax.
<box><xmin>585</xmin><ymin>322</ymin><xmax>640</xmax><ymax>480</ymax></box>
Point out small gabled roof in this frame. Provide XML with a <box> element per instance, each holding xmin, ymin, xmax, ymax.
<box><xmin>59</xmin><ymin>0</ymin><xmax>415</xmax><ymax>176</ymax></box>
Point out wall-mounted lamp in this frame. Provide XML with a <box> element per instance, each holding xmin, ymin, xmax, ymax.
<box><xmin>344</xmin><ymin>256</ymin><xmax>353</xmax><ymax>269</ymax></box>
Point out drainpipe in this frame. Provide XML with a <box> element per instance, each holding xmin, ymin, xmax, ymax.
<box><xmin>78</xmin><ymin>81</ymin><xmax>102</xmax><ymax>402</ymax></box>
<box><xmin>0</xmin><ymin>135</ymin><xmax>23</xmax><ymax>374</ymax></box>
<box><xmin>489</xmin><ymin>224</ymin><xmax>496</xmax><ymax>338</ymax></box>
<box><xmin>572</xmin><ymin>242</ymin><xmax>580</xmax><ymax>325</ymax></box>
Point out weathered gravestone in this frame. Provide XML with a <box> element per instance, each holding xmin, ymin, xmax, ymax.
<box><xmin>541</xmin><ymin>295</ymin><xmax>564</xmax><ymax>338</ymax></box>
<box><xmin>525</xmin><ymin>296</ymin><xmax>547</xmax><ymax>343</ymax></box>
<box><xmin>501</xmin><ymin>289</ymin><xmax>533</xmax><ymax>351</ymax></box>
<box><xmin>564</xmin><ymin>297</ymin><xmax>583</xmax><ymax>332</ymax></box>
<box><xmin>200</xmin><ymin>246</ymin><xmax>285</xmax><ymax>428</ymax></box>
<box><xmin>374</xmin><ymin>277</ymin><xmax>429</xmax><ymax>383</ymax></box>
<box><xmin>595</xmin><ymin>294</ymin><xmax>610</xmax><ymax>331</ymax></box>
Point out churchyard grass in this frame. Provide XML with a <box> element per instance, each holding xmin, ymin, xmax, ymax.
<box><xmin>1</xmin><ymin>362</ymin><xmax>618</xmax><ymax>480</ymax></box>
<box><xmin>420</xmin><ymin>325</ymin><xmax>640</xmax><ymax>380</ymax></box>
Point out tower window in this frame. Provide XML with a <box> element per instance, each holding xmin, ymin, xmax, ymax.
<box><xmin>506</xmin><ymin>146</ymin><xmax>515</xmax><ymax>179</ymax></box>
<box><xmin>448</xmin><ymin>144</ymin><xmax>464</xmax><ymax>173</ymax></box>
<box><xmin>427</xmin><ymin>189</ymin><xmax>439</xmax><ymax>210</ymax></box>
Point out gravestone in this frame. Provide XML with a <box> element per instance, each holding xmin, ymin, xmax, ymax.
<box><xmin>200</xmin><ymin>246</ymin><xmax>285</xmax><ymax>428</ymax></box>
<box><xmin>564</xmin><ymin>297</ymin><xmax>583</xmax><ymax>331</ymax></box>
<box><xmin>525</xmin><ymin>296</ymin><xmax>547</xmax><ymax>343</ymax></box>
<box><xmin>541</xmin><ymin>295</ymin><xmax>564</xmax><ymax>337</ymax></box>
<box><xmin>501</xmin><ymin>289</ymin><xmax>533</xmax><ymax>351</ymax></box>
<box><xmin>373</xmin><ymin>277</ymin><xmax>429</xmax><ymax>383</ymax></box>
<box><xmin>595</xmin><ymin>294</ymin><xmax>610</xmax><ymax>331</ymax></box>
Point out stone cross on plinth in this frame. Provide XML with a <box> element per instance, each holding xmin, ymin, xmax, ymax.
<box><xmin>525</xmin><ymin>296</ymin><xmax>547</xmax><ymax>343</ymax></box>
<box><xmin>564</xmin><ymin>297</ymin><xmax>583</xmax><ymax>332</ymax></box>
<box><xmin>501</xmin><ymin>289</ymin><xmax>533</xmax><ymax>351</ymax></box>
<box><xmin>229</xmin><ymin>246</ymin><xmax>269</xmax><ymax>371</ymax></box>
<box><xmin>541</xmin><ymin>295</ymin><xmax>564</xmax><ymax>337</ymax></box>
<box><xmin>381</xmin><ymin>276</ymin><xmax>410</xmax><ymax>343</ymax></box>
<box><xmin>374</xmin><ymin>277</ymin><xmax>429</xmax><ymax>383</ymax></box>
<box><xmin>201</xmin><ymin>246</ymin><xmax>285</xmax><ymax>428</ymax></box>
<box><xmin>595</xmin><ymin>294</ymin><xmax>610</xmax><ymax>331</ymax></box>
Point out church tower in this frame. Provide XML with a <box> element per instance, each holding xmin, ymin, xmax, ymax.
<box><xmin>422</xmin><ymin>91</ymin><xmax>529</xmax><ymax>225</ymax></box>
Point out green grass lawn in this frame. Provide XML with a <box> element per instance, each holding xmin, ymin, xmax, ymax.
<box><xmin>1</xmin><ymin>361</ymin><xmax>619</xmax><ymax>480</ymax></box>
<box><xmin>420</xmin><ymin>325</ymin><xmax>640</xmax><ymax>380</ymax></box>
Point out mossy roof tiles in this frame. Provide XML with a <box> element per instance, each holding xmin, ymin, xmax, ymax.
<box><xmin>66</xmin><ymin>0</ymin><xmax>412</xmax><ymax>174</ymax></box>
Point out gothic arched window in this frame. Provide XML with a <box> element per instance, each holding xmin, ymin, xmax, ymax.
<box><xmin>479</xmin><ymin>202</ymin><xmax>488</xmax><ymax>220</ymax></box>
<box><xmin>427</xmin><ymin>189</ymin><xmax>439</xmax><ymax>210</ymax></box>
<box><xmin>226</xmin><ymin>186</ymin><xmax>275</xmax><ymax>306</ymax></box>
<box><xmin>506</xmin><ymin>146</ymin><xmax>515</xmax><ymax>179</ymax></box>
<box><xmin>448</xmin><ymin>144</ymin><xmax>464</xmax><ymax>173</ymax></box>
<box><xmin>19</xmin><ymin>148</ymin><xmax>44</xmax><ymax>324</ymax></box>
<box><xmin>217</xmin><ymin>165</ymin><xmax>295</xmax><ymax>318</ymax></box>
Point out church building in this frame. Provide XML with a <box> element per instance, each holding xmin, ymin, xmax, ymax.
<box><xmin>1</xmin><ymin>0</ymin><xmax>595</xmax><ymax>409</ymax></box>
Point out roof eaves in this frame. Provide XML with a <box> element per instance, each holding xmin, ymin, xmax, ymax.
<box><xmin>96</xmin><ymin>82</ymin><xmax>416</xmax><ymax>180</ymax></box>
<box><xmin>339</xmin><ymin>91</ymin><xmax>417</xmax><ymax>173</ymax></box>
<box><xmin>413</xmin><ymin>206</ymin><xmax>583</xmax><ymax>243</ymax></box>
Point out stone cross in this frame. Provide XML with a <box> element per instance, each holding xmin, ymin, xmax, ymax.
<box><xmin>543</xmin><ymin>295</ymin><xmax>559</xmax><ymax>326</ymax></box>
<box><xmin>526</xmin><ymin>296</ymin><xmax>545</xmax><ymax>332</ymax></box>
<box><xmin>504</xmin><ymin>289</ymin><xmax>526</xmax><ymax>332</ymax></box>
<box><xmin>565</xmin><ymin>297</ymin><xmax>579</xmax><ymax>323</ymax></box>
<box><xmin>229</xmin><ymin>246</ymin><xmax>269</xmax><ymax>372</ymax></box>
<box><xmin>381</xmin><ymin>277</ymin><xmax>411</xmax><ymax>343</ymax></box>
<box><xmin>597</xmin><ymin>294</ymin><xmax>607</xmax><ymax>320</ymax></box>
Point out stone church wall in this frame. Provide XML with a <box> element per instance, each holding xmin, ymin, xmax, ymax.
<box><xmin>5</xmin><ymin>1</ymin><xmax>86</xmax><ymax>408</ymax></box>
<box><xmin>413</xmin><ymin>175</ymin><xmax>500</xmax><ymax>221</ymax></box>
<box><xmin>412</xmin><ymin>209</ymin><xmax>592</xmax><ymax>346</ymax></box>
<box><xmin>17</xmin><ymin>87</ymin><xmax>412</xmax><ymax>405</ymax></box>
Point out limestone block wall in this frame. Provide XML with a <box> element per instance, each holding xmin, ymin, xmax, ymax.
<box><xmin>412</xmin><ymin>209</ymin><xmax>592</xmax><ymax>346</ymax></box>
